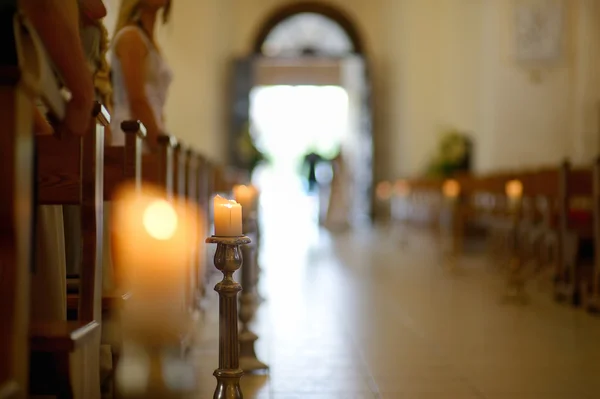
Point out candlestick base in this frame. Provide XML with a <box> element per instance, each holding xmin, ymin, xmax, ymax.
<box><xmin>239</xmin><ymin>329</ymin><xmax>268</xmax><ymax>372</ymax></box>
<box><xmin>212</xmin><ymin>369</ymin><xmax>244</xmax><ymax>399</ymax></box>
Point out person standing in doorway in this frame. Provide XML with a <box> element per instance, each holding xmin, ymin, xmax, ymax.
<box><xmin>325</xmin><ymin>150</ymin><xmax>351</xmax><ymax>231</ymax></box>
<box><xmin>303</xmin><ymin>150</ymin><xmax>323</xmax><ymax>194</ymax></box>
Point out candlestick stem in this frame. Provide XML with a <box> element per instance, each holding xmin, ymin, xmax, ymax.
<box><xmin>206</xmin><ymin>236</ymin><xmax>251</xmax><ymax>399</ymax></box>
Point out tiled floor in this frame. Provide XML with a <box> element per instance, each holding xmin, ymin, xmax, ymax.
<box><xmin>194</xmin><ymin>196</ymin><xmax>600</xmax><ymax>398</ymax></box>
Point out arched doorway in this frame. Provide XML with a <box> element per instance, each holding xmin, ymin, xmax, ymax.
<box><xmin>229</xmin><ymin>3</ymin><xmax>373</xmax><ymax>228</ymax></box>
<box><xmin>251</xmin><ymin>2</ymin><xmax>365</xmax><ymax>55</ymax></box>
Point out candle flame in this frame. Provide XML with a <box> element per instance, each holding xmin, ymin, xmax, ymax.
<box><xmin>443</xmin><ymin>179</ymin><xmax>461</xmax><ymax>198</ymax></box>
<box><xmin>142</xmin><ymin>199</ymin><xmax>178</xmax><ymax>240</ymax></box>
<box><xmin>376</xmin><ymin>181</ymin><xmax>392</xmax><ymax>200</ymax></box>
<box><xmin>505</xmin><ymin>179</ymin><xmax>523</xmax><ymax>199</ymax></box>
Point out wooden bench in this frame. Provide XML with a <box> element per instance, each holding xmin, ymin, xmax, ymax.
<box><xmin>555</xmin><ymin>161</ymin><xmax>595</xmax><ymax>306</ymax></box>
<box><xmin>142</xmin><ymin>134</ymin><xmax>177</xmax><ymax>199</ymax></box>
<box><xmin>66</xmin><ymin>120</ymin><xmax>146</xmax><ymax>315</ymax></box>
<box><xmin>30</xmin><ymin>103</ymin><xmax>107</xmax><ymax>398</ymax></box>
<box><xmin>63</xmin><ymin>120</ymin><xmax>146</xmax><ymax>398</ymax></box>
<box><xmin>586</xmin><ymin>157</ymin><xmax>600</xmax><ymax>312</ymax></box>
<box><xmin>396</xmin><ymin>159</ymin><xmax>600</xmax><ymax>312</ymax></box>
<box><xmin>0</xmin><ymin>6</ymin><xmax>66</xmax><ymax>397</ymax></box>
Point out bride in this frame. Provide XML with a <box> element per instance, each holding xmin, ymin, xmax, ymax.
<box><xmin>324</xmin><ymin>150</ymin><xmax>351</xmax><ymax>231</ymax></box>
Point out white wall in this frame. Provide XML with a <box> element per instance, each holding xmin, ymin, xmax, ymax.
<box><xmin>104</xmin><ymin>0</ymin><xmax>600</xmax><ymax>176</ymax></box>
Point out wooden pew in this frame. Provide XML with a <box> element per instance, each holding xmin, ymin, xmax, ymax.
<box><xmin>142</xmin><ymin>134</ymin><xmax>177</xmax><ymax>199</ymax></box>
<box><xmin>62</xmin><ymin>120</ymin><xmax>146</xmax><ymax>398</ymax></box>
<box><xmin>395</xmin><ymin>158</ymin><xmax>600</xmax><ymax>312</ymax></box>
<box><xmin>173</xmin><ymin>143</ymin><xmax>196</xmax><ymax>310</ymax></box>
<box><xmin>586</xmin><ymin>157</ymin><xmax>600</xmax><ymax>312</ymax></box>
<box><xmin>184</xmin><ymin>149</ymin><xmax>201</xmax><ymax>309</ymax></box>
<box><xmin>29</xmin><ymin>103</ymin><xmax>106</xmax><ymax>398</ymax></box>
<box><xmin>555</xmin><ymin>161</ymin><xmax>595</xmax><ymax>306</ymax></box>
<box><xmin>66</xmin><ymin>121</ymin><xmax>146</xmax><ymax>313</ymax></box>
<box><xmin>0</xmin><ymin>6</ymin><xmax>69</xmax><ymax>397</ymax></box>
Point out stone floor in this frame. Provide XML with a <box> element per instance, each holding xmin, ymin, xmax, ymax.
<box><xmin>194</xmin><ymin>197</ymin><xmax>600</xmax><ymax>398</ymax></box>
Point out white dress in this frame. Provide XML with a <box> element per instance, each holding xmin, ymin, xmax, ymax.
<box><xmin>110</xmin><ymin>25</ymin><xmax>173</xmax><ymax>145</ymax></box>
<box><xmin>325</xmin><ymin>155</ymin><xmax>351</xmax><ymax>231</ymax></box>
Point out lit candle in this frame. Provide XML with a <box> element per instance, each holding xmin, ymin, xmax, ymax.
<box><xmin>213</xmin><ymin>195</ymin><xmax>242</xmax><ymax>236</ymax></box>
<box><xmin>505</xmin><ymin>179</ymin><xmax>523</xmax><ymax>211</ymax></box>
<box><xmin>443</xmin><ymin>179</ymin><xmax>461</xmax><ymax>199</ymax></box>
<box><xmin>376</xmin><ymin>181</ymin><xmax>393</xmax><ymax>201</ymax></box>
<box><xmin>233</xmin><ymin>184</ymin><xmax>258</xmax><ymax>212</ymax></box>
<box><xmin>111</xmin><ymin>183</ymin><xmax>199</xmax><ymax>342</ymax></box>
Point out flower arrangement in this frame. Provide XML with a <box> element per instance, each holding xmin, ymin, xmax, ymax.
<box><xmin>426</xmin><ymin>129</ymin><xmax>471</xmax><ymax>178</ymax></box>
<box><xmin>236</xmin><ymin>122</ymin><xmax>266</xmax><ymax>173</ymax></box>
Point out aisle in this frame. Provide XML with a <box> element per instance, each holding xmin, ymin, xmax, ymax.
<box><xmin>195</xmin><ymin>212</ymin><xmax>600</xmax><ymax>398</ymax></box>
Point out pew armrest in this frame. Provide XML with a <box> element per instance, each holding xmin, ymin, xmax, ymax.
<box><xmin>30</xmin><ymin>321</ymin><xmax>100</xmax><ymax>352</ymax></box>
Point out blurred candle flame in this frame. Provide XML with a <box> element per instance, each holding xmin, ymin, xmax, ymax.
<box><xmin>142</xmin><ymin>199</ymin><xmax>178</xmax><ymax>241</ymax></box>
<box><xmin>443</xmin><ymin>179</ymin><xmax>461</xmax><ymax>198</ymax></box>
<box><xmin>505</xmin><ymin>179</ymin><xmax>523</xmax><ymax>199</ymax></box>
<box><xmin>376</xmin><ymin>181</ymin><xmax>392</xmax><ymax>200</ymax></box>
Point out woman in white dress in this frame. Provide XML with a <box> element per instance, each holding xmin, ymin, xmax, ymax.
<box><xmin>111</xmin><ymin>0</ymin><xmax>173</xmax><ymax>150</ymax></box>
<box><xmin>325</xmin><ymin>151</ymin><xmax>351</xmax><ymax>232</ymax></box>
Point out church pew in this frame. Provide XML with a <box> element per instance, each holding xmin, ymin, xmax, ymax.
<box><xmin>66</xmin><ymin>120</ymin><xmax>147</xmax><ymax>315</ymax></box>
<box><xmin>0</xmin><ymin>6</ymin><xmax>67</xmax><ymax>396</ymax></box>
<box><xmin>197</xmin><ymin>155</ymin><xmax>212</xmax><ymax>294</ymax></box>
<box><xmin>517</xmin><ymin>168</ymin><xmax>561</xmax><ymax>278</ymax></box>
<box><xmin>62</xmin><ymin>120</ymin><xmax>146</xmax><ymax>398</ymax></box>
<box><xmin>175</xmin><ymin>144</ymin><xmax>207</xmax><ymax>351</ymax></box>
<box><xmin>174</xmin><ymin>144</ymin><xmax>204</xmax><ymax>311</ymax></box>
<box><xmin>405</xmin><ymin>179</ymin><xmax>443</xmax><ymax>228</ymax></box>
<box><xmin>586</xmin><ymin>156</ymin><xmax>600</xmax><ymax>312</ymax></box>
<box><xmin>142</xmin><ymin>134</ymin><xmax>177</xmax><ymax>200</ymax></box>
<box><xmin>29</xmin><ymin>102</ymin><xmax>107</xmax><ymax>399</ymax></box>
<box><xmin>184</xmin><ymin>149</ymin><xmax>202</xmax><ymax>309</ymax></box>
<box><xmin>467</xmin><ymin>173</ymin><xmax>519</xmax><ymax>268</ymax></box>
<box><xmin>555</xmin><ymin>161</ymin><xmax>595</xmax><ymax>306</ymax></box>
<box><xmin>396</xmin><ymin>160</ymin><xmax>599</xmax><ymax>309</ymax></box>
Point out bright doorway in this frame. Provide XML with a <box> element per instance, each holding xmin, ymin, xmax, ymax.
<box><xmin>250</xmin><ymin>85</ymin><xmax>349</xmax><ymax>232</ymax></box>
<box><xmin>229</xmin><ymin>7</ymin><xmax>373</xmax><ymax>237</ymax></box>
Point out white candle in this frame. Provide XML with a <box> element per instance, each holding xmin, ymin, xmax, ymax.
<box><xmin>111</xmin><ymin>183</ymin><xmax>199</xmax><ymax>343</ymax></box>
<box><xmin>233</xmin><ymin>185</ymin><xmax>258</xmax><ymax>212</ymax></box>
<box><xmin>213</xmin><ymin>195</ymin><xmax>242</xmax><ymax>236</ymax></box>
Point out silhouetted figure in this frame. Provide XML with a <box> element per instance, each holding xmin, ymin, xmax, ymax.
<box><xmin>325</xmin><ymin>151</ymin><xmax>350</xmax><ymax>232</ymax></box>
<box><xmin>303</xmin><ymin>151</ymin><xmax>323</xmax><ymax>193</ymax></box>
